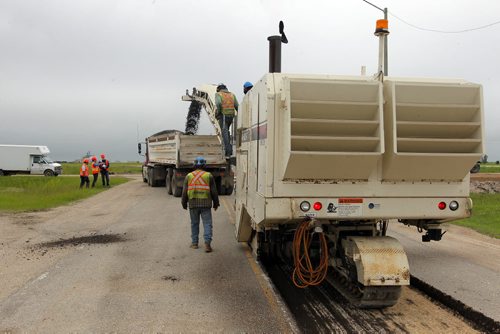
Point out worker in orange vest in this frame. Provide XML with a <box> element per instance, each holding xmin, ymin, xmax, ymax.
<box><xmin>80</xmin><ymin>158</ymin><xmax>90</xmax><ymax>189</ymax></box>
<box><xmin>215</xmin><ymin>84</ymin><xmax>238</xmax><ymax>157</ymax></box>
<box><xmin>90</xmin><ymin>156</ymin><xmax>100</xmax><ymax>188</ymax></box>
<box><xmin>99</xmin><ymin>153</ymin><xmax>110</xmax><ymax>187</ymax></box>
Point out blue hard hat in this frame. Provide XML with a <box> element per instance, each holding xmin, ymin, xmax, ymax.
<box><xmin>194</xmin><ymin>156</ymin><xmax>206</xmax><ymax>167</ymax></box>
<box><xmin>243</xmin><ymin>81</ymin><xmax>253</xmax><ymax>88</ymax></box>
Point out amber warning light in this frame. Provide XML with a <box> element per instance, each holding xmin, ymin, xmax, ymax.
<box><xmin>375</xmin><ymin>19</ymin><xmax>389</xmax><ymax>35</ymax></box>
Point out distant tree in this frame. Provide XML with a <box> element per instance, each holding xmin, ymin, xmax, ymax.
<box><xmin>496</xmin><ymin>161</ymin><xmax>499</xmax><ymax>165</ymax></box>
<box><xmin>481</xmin><ymin>154</ymin><xmax>488</xmax><ymax>163</ymax></box>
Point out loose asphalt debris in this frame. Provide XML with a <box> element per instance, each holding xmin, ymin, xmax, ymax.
<box><xmin>36</xmin><ymin>233</ymin><xmax>126</xmax><ymax>249</ymax></box>
<box><xmin>185</xmin><ymin>100</ymin><xmax>202</xmax><ymax>135</ymax></box>
<box><xmin>161</xmin><ymin>275</ymin><xmax>179</xmax><ymax>282</ymax></box>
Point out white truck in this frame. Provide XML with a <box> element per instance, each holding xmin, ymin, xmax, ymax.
<box><xmin>0</xmin><ymin>145</ymin><xmax>62</xmax><ymax>176</ymax></box>
<box><xmin>140</xmin><ymin>130</ymin><xmax>234</xmax><ymax>196</ymax></box>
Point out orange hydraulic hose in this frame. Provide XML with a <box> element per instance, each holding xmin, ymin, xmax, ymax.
<box><xmin>292</xmin><ymin>219</ymin><xmax>329</xmax><ymax>288</ymax></box>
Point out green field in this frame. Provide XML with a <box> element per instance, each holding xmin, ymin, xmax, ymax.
<box><xmin>451</xmin><ymin>193</ymin><xmax>500</xmax><ymax>238</ymax></box>
<box><xmin>477</xmin><ymin>163</ymin><xmax>500</xmax><ymax>173</ymax></box>
<box><xmin>0</xmin><ymin>176</ymin><xmax>130</xmax><ymax>212</ymax></box>
<box><xmin>62</xmin><ymin>162</ymin><xmax>142</xmax><ymax>175</ymax></box>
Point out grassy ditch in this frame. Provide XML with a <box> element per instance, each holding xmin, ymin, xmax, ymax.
<box><xmin>61</xmin><ymin>162</ymin><xmax>142</xmax><ymax>175</ymax></box>
<box><xmin>0</xmin><ymin>176</ymin><xmax>129</xmax><ymax>212</ymax></box>
<box><xmin>451</xmin><ymin>193</ymin><xmax>500</xmax><ymax>238</ymax></box>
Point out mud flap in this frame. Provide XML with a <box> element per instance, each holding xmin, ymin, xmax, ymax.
<box><xmin>342</xmin><ymin>236</ymin><xmax>410</xmax><ymax>287</ymax></box>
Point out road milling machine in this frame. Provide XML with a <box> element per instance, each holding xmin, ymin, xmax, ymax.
<box><xmin>232</xmin><ymin>21</ymin><xmax>484</xmax><ymax>308</ymax></box>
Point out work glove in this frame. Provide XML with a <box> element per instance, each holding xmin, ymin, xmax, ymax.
<box><xmin>213</xmin><ymin>203</ymin><xmax>219</xmax><ymax>211</ymax></box>
<box><xmin>182</xmin><ymin>203</ymin><xmax>187</xmax><ymax>210</ymax></box>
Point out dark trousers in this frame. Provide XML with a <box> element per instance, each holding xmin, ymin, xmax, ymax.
<box><xmin>101</xmin><ymin>171</ymin><xmax>110</xmax><ymax>186</ymax></box>
<box><xmin>80</xmin><ymin>176</ymin><xmax>89</xmax><ymax>188</ymax></box>
<box><xmin>218</xmin><ymin>115</ymin><xmax>233</xmax><ymax>156</ymax></box>
<box><xmin>91</xmin><ymin>173</ymin><xmax>99</xmax><ymax>187</ymax></box>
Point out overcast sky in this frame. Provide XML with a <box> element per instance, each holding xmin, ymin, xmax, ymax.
<box><xmin>1</xmin><ymin>0</ymin><xmax>499</xmax><ymax>162</ymax></box>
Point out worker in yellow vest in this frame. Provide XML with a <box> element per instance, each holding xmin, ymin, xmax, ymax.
<box><xmin>215</xmin><ymin>84</ymin><xmax>238</xmax><ymax>157</ymax></box>
<box><xmin>181</xmin><ymin>156</ymin><xmax>220</xmax><ymax>252</ymax></box>
<box><xmin>79</xmin><ymin>158</ymin><xmax>90</xmax><ymax>189</ymax></box>
<box><xmin>90</xmin><ymin>156</ymin><xmax>100</xmax><ymax>188</ymax></box>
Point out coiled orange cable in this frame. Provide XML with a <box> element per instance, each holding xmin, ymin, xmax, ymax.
<box><xmin>292</xmin><ymin>219</ymin><xmax>329</xmax><ymax>288</ymax></box>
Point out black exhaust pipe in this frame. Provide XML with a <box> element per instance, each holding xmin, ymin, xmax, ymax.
<box><xmin>268</xmin><ymin>21</ymin><xmax>288</xmax><ymax>73</ymax></box>
<box><xmin>268</xmin><ymin>35</ymin><xmax>282</xmax><ymax>73</ymax></box>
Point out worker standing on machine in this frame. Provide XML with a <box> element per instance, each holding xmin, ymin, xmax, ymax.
<box><xmin>181</xmin><ymin>156</ymin><xmax>219</xmax><ymax>253</ymax></box>
<box><xmin>90</xmin><ymin>156</ymin><xmax>100</xmax><ymax>188</ymax></box>
<box><xmin>215</xmin><ymin>84</ymin><xmax>238</xmax><ymax>157</ymax></box>
<box><xmin>243</xmin><ymin>81</ymin><xmax>253</xmax><ymax>94</ymax></box>
<box><xmin>99</xmin><ymin>153</ymin><xmax>110</xmax><ymax>187</ymax></box>
<box><xmin>79</xmin><ymin>158</ymin><xmax>90</xmax><ymax>189</ymax></box>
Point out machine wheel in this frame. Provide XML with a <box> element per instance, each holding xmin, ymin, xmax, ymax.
<box><xmin>224</xmin><ymin>185</ymin><xmax>234</xmax><ymax>196</ymax></box>
<box><xmin>171</xmin><ymin>176</ymin><xmax>182</xmax><ymax>197</ymax></box>
<box><xmin>166</xmin><ymin>168</ymin><xmax>173</xmax><ymax>195</ymax></box>
<box><xmin>44</xmin><ymin>170</ymin><xmax>55</xmax><ymax>177</ymax></box>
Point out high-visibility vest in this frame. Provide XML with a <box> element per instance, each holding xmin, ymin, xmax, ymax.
<box><xmin>187</xmin><ymin>170</ymin><xmax>211</xmax><ymax>200</ymax></box>
<box><xmin>91</xmin><ymin>162</ymin><xmax>99</xmax><ymax>174</ymax></box>
<box><xmin>80</xmin><ymin>164</ymin><xmax>89</xmax><ymax>177</ymax></box>
<box><xmin>217</xmin><ymin>91</ymin><xmax>236</xmax><ymax>116</ymax></box>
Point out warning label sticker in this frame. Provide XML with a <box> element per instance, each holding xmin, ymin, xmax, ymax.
<box><xmin>326</xmin><ymin>198</ymin><xmax>363</xmax><ymax>217</ymax></box>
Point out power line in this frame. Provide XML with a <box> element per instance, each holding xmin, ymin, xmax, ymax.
<box><xmin>389</xmin><ymin>11</ymin><xmax>500</xmax><ymax>34</ymax></box>
<box><xmin>361</xmin><ymin>0</ymin><xmax>500</xmax><ymax>33</ymax></box>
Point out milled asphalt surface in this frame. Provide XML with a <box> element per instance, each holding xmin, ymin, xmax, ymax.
<box><xmin>0</xmin><ymin>180</ymin><xmax>294</xmax><ymax>332</ymax></box>
<box><xmin>388</xmin><ymin>222</ymin><xmax>500</xmax><ymax>322</ymax></box>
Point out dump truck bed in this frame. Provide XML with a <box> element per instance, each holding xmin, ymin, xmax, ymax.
<box><xmin>147</xmin><ymin>132</ymin><xmax>226</xmax><ymax>168</ymax></box>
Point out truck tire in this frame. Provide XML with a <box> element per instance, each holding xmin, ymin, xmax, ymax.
<box><xmin>142</xmin><ymin>169</ymin><xmax>147</xmax><ymax>183</ymax></box>
<box><xmin>171</xmin><ymin>176</ymin><xmax>182</xmax><ymax>197</ymax></box>
<box><xmin>147</xmin><ymin>168</ymin><xmax>153</xmax><ymax>187</ymax></box>
<box><xmin>166</xmin><ymin>168</ymin><xmax>173</xmax><ymax>195</ymax></box>
<box><xmin>44</xmin><ymin>170</ymin><xmax>55</xmax><ymax>177</ymax></box>
<box><xmin>470</xmin><ymin>162</ymin><xmax>480</xmax><ymax>174</ymax></box>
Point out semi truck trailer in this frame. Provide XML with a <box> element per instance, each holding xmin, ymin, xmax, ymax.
<box><xmin>140</xmin><ymin>130</ymin><xmax>234</xmax><ymax>196</ymax></box>
<box><xmin>0</xmin><ymin>145</ymin><xmax>62</xmax><ymax>176</ymax></box>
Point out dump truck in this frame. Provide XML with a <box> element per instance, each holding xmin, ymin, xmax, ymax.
<box><xmin>0</xmin><ymin>144</ymin><xmax>62</xmax><ymax>176</ymax></box>
<box><xmin>140</xmin><ymin>130</ymin><xmax>234</xmax><ymax>196</ymax></box>
<box><xmin>227</xmin><ymin>22</ymin><xmax>484</xmax><ymax>308</ymax></box>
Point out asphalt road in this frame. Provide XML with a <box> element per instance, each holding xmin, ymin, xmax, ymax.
<box><xmin>0</xmin><ymin>178</ymin><xmax>294</xmax><ymax>332</ymax></box>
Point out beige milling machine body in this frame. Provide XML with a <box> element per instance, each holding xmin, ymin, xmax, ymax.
<box><xmin>234</xmin><ymin>73</ymin><xmax>484</xmax><ymax>307</ymax></box>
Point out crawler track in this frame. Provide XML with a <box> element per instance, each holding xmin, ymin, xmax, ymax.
<box><xmin>262</xmin><ymin>262</ymin><xmax>499</xmax><ymax>333</ymax></box>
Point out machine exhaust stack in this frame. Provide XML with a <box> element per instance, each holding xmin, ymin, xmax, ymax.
<box><xmin>268</xmin><ymin>21</ymin><xmax>288</xmax><ymax>73</ymax></box>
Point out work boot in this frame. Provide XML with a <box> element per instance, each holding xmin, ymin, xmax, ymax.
<box><xmin>204</xmin><ymin>242</ymin><xmax>212</xmax><ymax>253</ymax></box>
<box><xmin>190</xmin><ymin>243</ymin><xmax>198</xmax><ymax>249</ymax></box>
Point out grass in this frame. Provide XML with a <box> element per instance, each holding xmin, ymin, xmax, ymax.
<box><xmin>451</xmin><ymin>193</ymin><xmax>500</xmax><ymax>238</ymax></box>
<box><xmin>477</xmin><ymin>163</ymin><xmax>500</xmax><ymax>173</ymax></box>
<box><xmin>61</xmin><ymin>162</ymin><xmax>142</xmax><ymax>175</ymax></box>
<box><xmin>0</xmin><ymin>176</ymin><xmax>130</xmax><ymax>212</ymax></box>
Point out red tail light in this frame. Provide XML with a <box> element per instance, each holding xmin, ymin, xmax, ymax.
<box><xmin>313</xmin><ymin>202</ymin><xmax>322</xmax><ymax>211</ymax></box>
<box><xmin>438</xmin><ymin>202</ymin><xmax>446</xmax><ymax>210</ymax></box>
